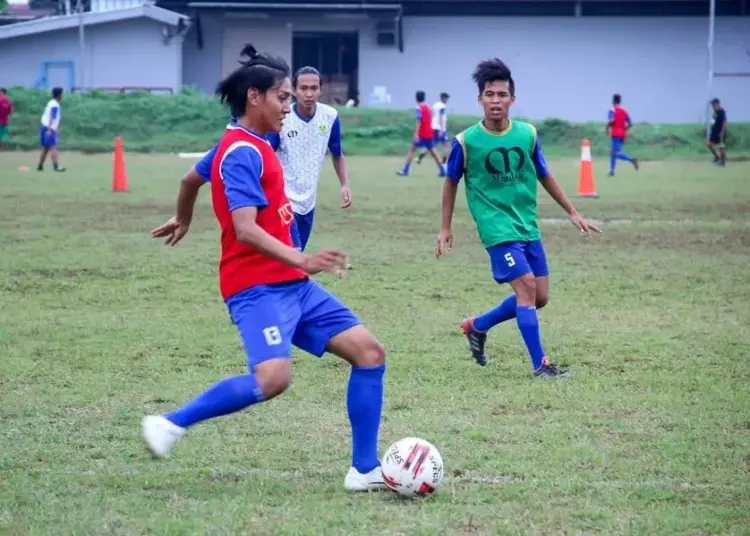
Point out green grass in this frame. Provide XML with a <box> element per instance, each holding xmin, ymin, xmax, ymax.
<box><xmin>4</xmin><ymin>87</ymin><xmax>750</xmax><ymax>158</ymax></box>
<box><xmin>1</xmin><ymin>152</ymin><xmax>749</xmax><ymax>535</ymax></box>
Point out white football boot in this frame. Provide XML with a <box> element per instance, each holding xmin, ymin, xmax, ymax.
<box><xmin>141</xmin><ymin>415</ymin><xmax>186</xmax><ymax>458</ymax></box>
<box><xmin>344</xmin><ymin>466</ymin><xmax>389</xmax><ymax>492</ymax></box>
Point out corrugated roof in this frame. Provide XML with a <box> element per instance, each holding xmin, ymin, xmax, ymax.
<box><xmin>0</xmin><ymin>3</ymin><xmax>188</xmax><ymax>40</ymax></box>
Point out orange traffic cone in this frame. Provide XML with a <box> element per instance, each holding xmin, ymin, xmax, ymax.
<box><xmin>112</xmin><ymin>136</ymin><xmax>129</xmax><ymax>193</ymax></box>
<box><xmin>577</xmin><ymin>138</ymin><xmax>599</xmax><ymax>198</ymax></box>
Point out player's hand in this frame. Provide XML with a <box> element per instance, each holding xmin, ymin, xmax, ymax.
<box><xmin>340</xmin><ymin>185</ymin><xmax>352</xmax><ymax>209</ymax></box>
<box><xmin>151</xmin><ymin>216</ymin><xmax>191</xmax><ymax>246</ymax></box>
<box><xmin>302</xmin><ymin>249</ymin><xmax>348</xmax><ymax>277</ymax></box>
<box><xmin>435</xmin><ymin>228</ymin><xmax>453</xmax><ymax>258</ymax></box>
<box><xmin>569</xmin><ymin>213</ymin><xmax>601</xmax><ymax>234</ymax></box>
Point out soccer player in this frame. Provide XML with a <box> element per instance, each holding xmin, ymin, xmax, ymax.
<box><xmin>141</xmin><ymin>46</ymin><xmax>387</xmax><ymax>492</ymax></box>
<box><xmin>416</xmin><ymin>92</ymin><xmax>450</xmax><ymax>165</ymax></box>
<box><xmin>0</xmin><ymin>88</ymin><xmax>12</xmax><ymax>149</ymax></box>
<box><xmin>37</xmin><ymin>87</ymin><xmax>65</xmax><ymax>172</ymax></box>
<box><xmin>707</xmin><ymin>98</ymin><xmax>727</xmax><ymax>166</ymax></box>
<box><xmin>155</xmin><ymin>64</ymin><xmax>351</xmax><ymax>253</ymax></box>
<box><xmin>435</xmin><ymin>58</ymin><xmax>600</xmax><ymax>378</ymax></box>
<box><xmin>396</xmin><ymin>90</ymin><xmax>446</xmax><ymax>177</ymax></box>
<box><xmin>606</xmin><ymin>93</ymin><xmax>638</xmax><ymax>177</ymax></box>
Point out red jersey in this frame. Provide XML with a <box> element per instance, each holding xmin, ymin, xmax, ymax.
<box><xmin>0</xmin><ymin>96</ymin><xmax>12</xmax><ymax>126</ymax></box>
<box><xmin>609</xmin><ymin>105</ymin><xmax>630</xmax><ymax>139</ymax></box>
<box><xmin>416</xmin><ymin>103</ymin><xmax>432</xmax><ymax>140</ymax></box>
<box><xmin>210</xmin><ymin>124</ymin><xmax>307</xmax><ymax>300</ymax></box>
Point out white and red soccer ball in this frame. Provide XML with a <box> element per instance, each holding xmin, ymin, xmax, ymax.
<box><xmin>381</xmin><ymin>437</ymin><xmax>444</xmax><ymax>497</ymax></box>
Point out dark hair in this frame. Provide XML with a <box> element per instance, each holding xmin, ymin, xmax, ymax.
<box><xmin>472</xmin><ymin>59</ymin><xmax>514</xmax><ymax>96</ymax></box>
<box><xmin>293</xmin><ymin>66</ymin><xmax>322</xmax><ymax>88</ymax></box>
<box><xmin>415</xmin><ymin>90</ymin><xmax>426</xmax><ymax>103</ymax></box>
<box><xmin>52</xmin><ymin>87</ymin><xmax>63</xmax><ymax>98</ymax></box>
<box><xmin>216</xmin><ymin>43</ymin><xmax>290</xmax><ymax>118</ymax></box>
<box><xmin>0</xmin><ymin>88</ymin><xmax>6</xmax><ymax>94</ymax></box>
<box><xmin>711</xmin><ymin>97</ymin><xmax>720</xmax><ymax>105</ymax></box>
<box><xmin>440</xmin><ymin>92</ymin><xmax>450</xmax><ymax>100</ymax></box>
<box><xmin>613</xmin><ymin>93</ymin><xmax>622</xmax><ymax>105</ymax></box>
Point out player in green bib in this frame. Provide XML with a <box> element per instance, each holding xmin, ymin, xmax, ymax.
<box><xmin>435</xmin><ymin>58</ymin><xmax>600</xmax><ymax>378</ymax></box>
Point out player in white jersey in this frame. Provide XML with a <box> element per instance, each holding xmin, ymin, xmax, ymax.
<box><xmin>37</xmin><ymin>87</ymin><xmax>66</xmax><ymax>172</ymax></box>
<box><xmin>152</xmin><ymin>66</ymin><xmax>351</xmax><ymax>254</ymax></box>
<box><xmin>416</xmin><ymin>92</ymin><xmax>450</xmax><ymax>166</ymax></box>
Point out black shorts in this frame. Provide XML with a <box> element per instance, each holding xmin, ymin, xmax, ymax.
<box><xmin>708</xmin><ymin>131</ymin><xmax>725</xmax><ymax>145</ymax></box>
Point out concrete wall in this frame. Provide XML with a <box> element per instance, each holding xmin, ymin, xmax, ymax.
<box><xmin>183</xmin><ymin>13</ymin><xmax>750</xmax><ymax>123</ymax></box>
<box><xmin>0</xmin><ymin>18</ymin><xmax>184</xmax><ymax>92</ymax></box>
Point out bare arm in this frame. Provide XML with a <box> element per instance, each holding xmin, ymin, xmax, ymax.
<box><xmin>175</xmin><ymin>168</ymin><xmax>207</xmax><ymax>225</ymax></box>
<box><xmin>441</xmin><ymin>178</ymin><xmax>459</xmax><ymax>229</ymax></box>
<box><xmin>331</xmin><ymin>155</ymin><xmax>349</xmax><ymax>188</ymax></box>
<box><xmin>232</xmin><ymin>206</ymin><xmax>308</xmax><ymax>268</ymax></box>
<box><xmin>539</xmin><ymin>175</ymin><xmax>578</xmax><ymax>216</ymax></box>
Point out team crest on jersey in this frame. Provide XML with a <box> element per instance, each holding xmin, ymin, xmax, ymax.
<box><xmin>318</xmin><ymin>124</ymin><xmax>328</xmax><ymax>135</ymax></box>
<box><xmin>278</xmin><ymin>202</ymin><xmax>294</xmax><ymax>225</ymax></box>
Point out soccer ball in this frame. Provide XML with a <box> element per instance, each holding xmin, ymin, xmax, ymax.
<box><xmin>381</xmin><ymin>437</ymin><xmax>444</xmax><ymax>497</ymax></box>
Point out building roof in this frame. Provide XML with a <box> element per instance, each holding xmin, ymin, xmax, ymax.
<box><xmin>0</xmin><ymin>3</ymin><xmax>189</xmax><ymax>41</ymax></box>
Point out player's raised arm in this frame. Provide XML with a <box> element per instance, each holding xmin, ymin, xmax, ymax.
<box><xmin>436</xmin><ymin>138</ymin><xmax>464</xmax><ymax>257</ymax></box>
<box><xmin>328</xmin><ymin>116</ymin><xmax>351</xmax><ymax>208</ymax></box>
<box><xmin>533</xmin><ymin>136</ymin><xmax>600</xmax><ymax>234</ymax></box>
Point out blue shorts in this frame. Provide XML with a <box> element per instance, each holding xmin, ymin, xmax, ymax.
<box><xmin>225</xmin><ymin>279</ymin><xmax>360</xmax><ymax>369</ymax></box>
<box><xmin>487</xmin><ymin>239</ymin><xmax>549</xmax><ymax>284</ymax></box>
<box><xmin>40</xmin><ymin>126</ymin><xmax>57</xmax><ymax>148</ymax></box>
<box><xmin>290</xmin><ymin>209</ymin><xmax>315</xmax><ymax>252</ymax></box>
<box><xmin>433</xmin><ymin>129</ymin><xmax>448</xmax><ymax>144</ymax></box>
<box><xmin>413</xmin><ymin>138</ymin><xmax>434</xmax><ymax>149</ymax></box>
<box><xmin>611</xmin><ymin>137</ymin><xmax>625</xmax><ymax>153</ymax></box>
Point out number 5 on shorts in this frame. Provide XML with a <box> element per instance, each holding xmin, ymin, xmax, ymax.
<box><xmin>504</xmin><ymin>252</ymin><xmax>516</xmax><ymax>267</ymax></box>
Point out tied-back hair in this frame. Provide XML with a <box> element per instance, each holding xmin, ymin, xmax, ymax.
<box><xmin>216</xmin><ymin>43</ymin><xmax>290</xmax><ymax>118</ymax></box>
<box><xmin>472</xmin><ymin>58</ymin><xmax>515</xmax><ymax>96</ymax></box>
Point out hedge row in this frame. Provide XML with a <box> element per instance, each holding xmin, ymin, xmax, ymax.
<box><xmin>2</xmin><ymin>87</ymin><xmax>748</xmax><ymax>159</ymax></box>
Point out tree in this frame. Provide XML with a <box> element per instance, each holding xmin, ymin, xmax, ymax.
<box><xmin>0</xmin><ymin>0</ymin><xmax>8</xmax><ymax>14</ymax></box>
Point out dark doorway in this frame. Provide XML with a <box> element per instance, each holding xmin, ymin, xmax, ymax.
<box><xmin>292</xmin><ymin>31</ymin><xmax>358</xmax><ymax>106</ymax></box>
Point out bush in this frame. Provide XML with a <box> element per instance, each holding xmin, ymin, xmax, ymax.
<box><xmin>4</xmin><ymin>87</ymin><xmax>749</xmax><ymax>159</ymax></box>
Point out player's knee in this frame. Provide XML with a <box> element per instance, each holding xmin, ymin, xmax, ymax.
<box><xmin>253</xmin><ymin>358</ymin><xmax>292</xmax><ymax>399</ymax></box>
<box><xmin>535</xmin><ymin>293</ymin><xmax>549</xmax><ymax>309</ymax></box>
<box><xmin>362</xmin><ymin>338</ymin><xmax>386</xmax><ymax>367</ymax></box>
<box><xmin>513</xmin><ymin>274</ymin><xmax>537</xmax><ymax>305</ymax></box>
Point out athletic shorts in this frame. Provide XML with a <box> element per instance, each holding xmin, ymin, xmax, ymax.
<box><xmin>487</xmin><ymin>239</ymin><xmax>550</xmax><ymax>284</ymax></box>
<box><xmin>413</xmin><ymin>138</ymin><xmax>435</xmax><ymax>149</ymax></box>
<box><xmin>707</xmin><ymin>130</ymin><xmax>725</xmax><ymax>147</ymax></box>
<box><xmin>290</xmin><ymin>209</ymin><xmax>315</xmax><ymax>252</ymax></box>
<box><xmin>225</xmin><ymin>279</ymin><xmax>360</xmax><ymax>369</ymax></box>
<box><xmin>611</xmin><ymin>136</ymin><xmax>626</xmax><ymax>153</ymax></box>
<box><xmin>40</xmin><ymin>126</ymin><xmax>57</xmax><ymax>148</ymax></box>
<box><xmin>433</xmin><ymin>129</ymin><xmax>448</xmax><ymax>144</ymax></box>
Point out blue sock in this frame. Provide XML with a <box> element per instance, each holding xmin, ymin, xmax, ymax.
<box><xmin>166</xmin><ymin>374</ymin><xmax>265</xmax><ymax>428</ymax></box>
<box><xmin>401</xmin><ymin>163</ymin><xmax>411</xmax><ymax>174</ymax></box>
<box><xmin>347</xmin><ymin>364</ymin><xmax>385</xmax><ymax>474</ymax></box>
<box><xmin>609</xmin><ymin>153</ymin><xmax>616</xmax><ymax>173</ymax></box>
<box><xmin>473</xmin><ymin>294</ymin><xmax>517</xmax><ymax>332</ymax></box>
<box><xmin>616</xmin><ymin>152</ymin><xmax>634</xmax><ymax>163</ymax></box>
<box><xmin>515</xmin><ymin>306</ymin><xmax>546</xmax><ymax>370</ymax></box>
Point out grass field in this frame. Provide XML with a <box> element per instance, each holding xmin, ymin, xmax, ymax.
<box><xmin>1</xmin><ymin>151</ymin><xmax>749</xmax><ymax>535</ymax></box>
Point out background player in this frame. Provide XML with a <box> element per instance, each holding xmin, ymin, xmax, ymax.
<box><xmin>397</xmin><ymin>90</ymin><xmax>446</xmax><ymax>177</ymax></box>
<box><xmin>435</xmin><ymin>58</ymin><xmax>600</xmax><ymax>378</ymax></box>
<box><xmin>606</xmin><ymin>93</ymin><xmax>638</xmax><ymax>177</ymax></box>
<box><xmin>266</xmin><ymin>65</ymin><xmax>350</xmax><ymax>251</ymax></box>
<box><xmin>141</xmin><ymin>45</ymin><xmax>387</xmax><ymax>493</ymax></box>
<box><xmin>416</xmin><ymin>92</ymin><xmax>450</xmax><ymax>165</ymax></box>
<box><xmin>707</xmin><ymin>97</ymin><xmax>727</xmax><ymax>166</ymax></box>
<box><xmin>0</xmin><ymin>88</ymin><xmax>12</xmax><ymax>150</ymax></box>
<box><xmin>155</xmin><ymin>64</ymin><xmax>351</xmax><ymax>253</ymax></box>
<box><xmin>37</xmin><ymin>87</ymin><xmax>65</xmax><ymax>172</ymax></box>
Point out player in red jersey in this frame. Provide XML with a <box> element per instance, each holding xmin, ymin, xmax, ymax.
<box><xmin>606</xmin><ymin>93</ymin><xmax>639</xmax><ymax>177</ymax></box>
<box><xmin>397</xmin><ymin>90</ymin><xmax>446</xmax><ymax>177</ymax></box>
<box><xmin>141</xmin><ymin>44</ymin><xmax>388</xmax><ymax>493</ymax></box>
